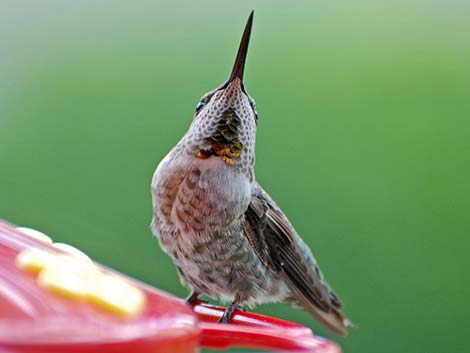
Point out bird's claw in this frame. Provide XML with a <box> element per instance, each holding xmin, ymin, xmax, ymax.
<box><xmin>185</xmin><ymin>292</ymin><xmax>207</xmax><ymax>306</ymax></box>
<box><xmin>217</xmin><ymin>303</ymin><xmax>243</xmax><ymax>324</ymax></box>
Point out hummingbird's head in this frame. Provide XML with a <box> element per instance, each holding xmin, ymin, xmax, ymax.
<box><xmin>182</xmin><ymin>11</ymin><xmax>258</xmax><ymax>179</ymax></box>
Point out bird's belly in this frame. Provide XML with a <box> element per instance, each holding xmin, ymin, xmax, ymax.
<box><xmin>152</xmin><ymin>156</ymin><xmax>289</xmax><ymax>304</ymax></box>
<box><xmin>171</xmin><ymin>224</ymin><xmax>290</xmax><ymax>305</ymax></box>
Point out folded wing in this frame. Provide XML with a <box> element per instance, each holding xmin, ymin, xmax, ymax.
<box><xmin>241</xmin><ymin>184</ymin><xmax>350</xmax><ymax>336</ymax></box>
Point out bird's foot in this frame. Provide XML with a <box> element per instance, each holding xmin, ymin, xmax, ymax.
<box><xmin>185</xmin><ymin>292</ymin><xmax>207</xmax><ymax>306</ymax></box>
<box><xmin>217</xmin><ymin>303</ymin><xmax>244</xmax><ymax>324</ymax></box>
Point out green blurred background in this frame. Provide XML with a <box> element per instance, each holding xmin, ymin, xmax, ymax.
<box><xmin>1</xmin><ymin>1</ymin><xmax>469</xmax><ymax>352</ymax></box>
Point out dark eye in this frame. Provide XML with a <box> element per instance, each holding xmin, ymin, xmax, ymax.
<box><xmin>195</xmin><ymin>101</ymin><xmax>205</xmax><ymax>113</ymax></box>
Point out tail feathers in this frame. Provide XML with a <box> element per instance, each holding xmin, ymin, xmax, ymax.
<box><xmin>304</xmin><ymin>303</ymin><xmax>351</xmax><ymax>337</ymax></box>
<box><xmin>289</xmin><ymin>285</ymin><xmax>351</xmax><ymax>337</ymax></box>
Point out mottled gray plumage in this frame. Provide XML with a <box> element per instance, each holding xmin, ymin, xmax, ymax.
<box><xmin>151</xmin><ymin>11</ymin><xmax>350</xmax><ymax>336</ymax></box>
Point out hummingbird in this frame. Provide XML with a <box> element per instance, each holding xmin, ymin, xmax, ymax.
<box><xmin>151</xmin><ymin>11</ymin><xmax>350</xmax><ymax>336</ymax></box>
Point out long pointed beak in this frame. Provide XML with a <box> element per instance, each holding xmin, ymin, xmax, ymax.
<box><xmin>228</xmin><ymin>10</ymin><xmax>254</xmax><ymax>84</ymax></box>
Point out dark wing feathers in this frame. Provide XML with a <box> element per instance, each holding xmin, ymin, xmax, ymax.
<box><xmin>242</xmin><ymin>184</ymin><xmax>349</xmax><ymax>336</ymax></box>
<box><xmin>265</xmin><ymin>209</ymin><xmax>333</xmax><ymax>310</ymax></box>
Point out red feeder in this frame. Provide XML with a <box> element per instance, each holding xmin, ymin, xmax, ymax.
<box><xmin>0</xmin><ymin>220</ymin><xmax>341</xmax><ymax>353</ymax></box>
